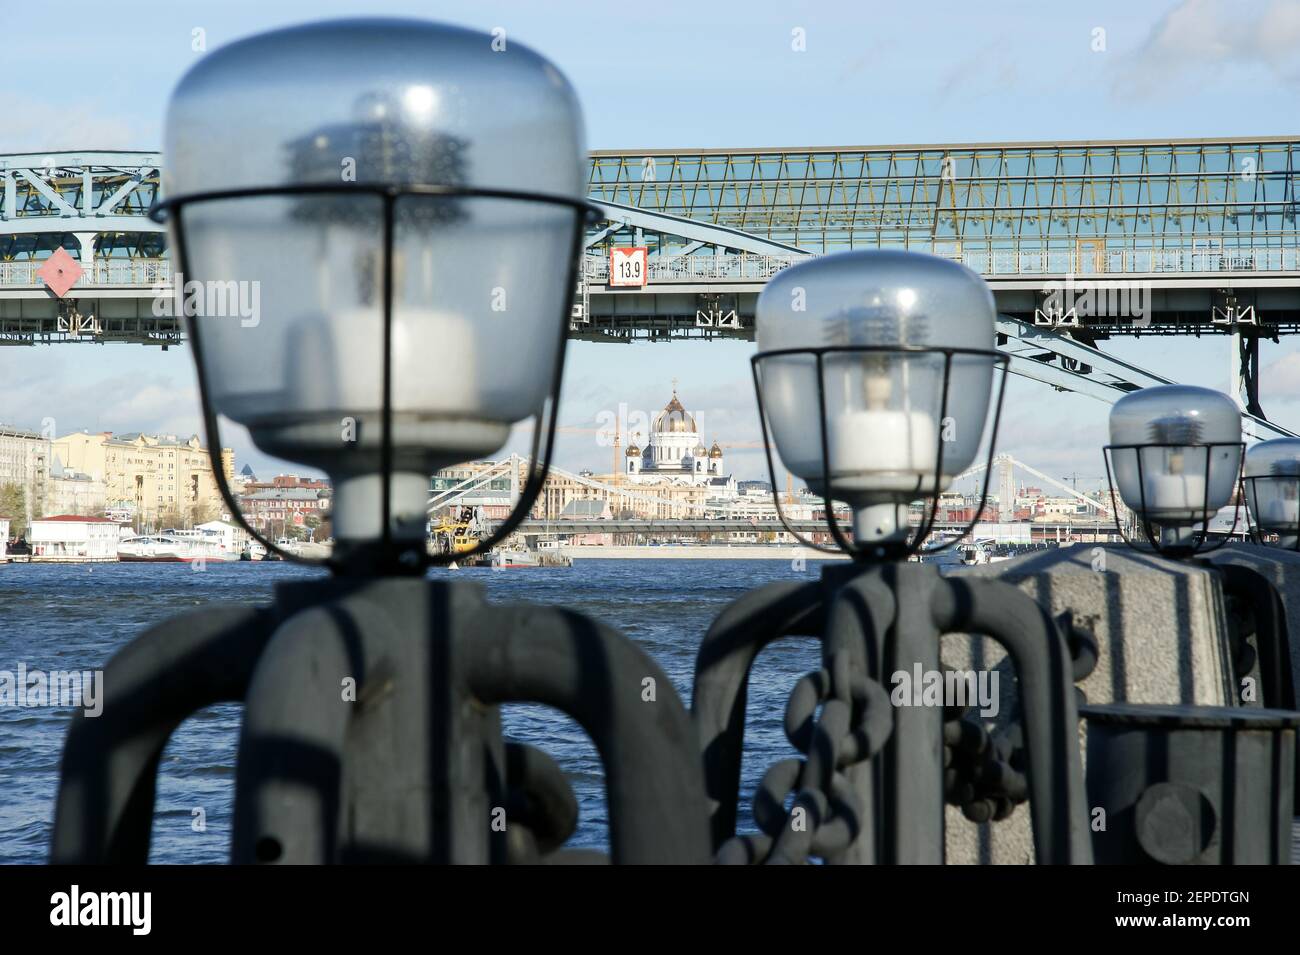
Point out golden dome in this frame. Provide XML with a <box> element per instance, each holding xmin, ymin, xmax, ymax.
<box><xmin>709</xmin><ymin>440</ymin><xmax>723</xmax><ymax>458</ymax></box>
<box><xmin>654</xmin><ymin>391</ymin><xmax>697</xmax><ymax>434</ymax></box>
<box><xmin>625</xmin><ymin>443</ymin><xmax>641</xmax><ymax>456</ymax></box>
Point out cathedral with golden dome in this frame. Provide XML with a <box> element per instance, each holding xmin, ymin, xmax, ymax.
<box><xmin>624</xmin><ymin>387</ymin><xmax>733</xmax><ymax>491</ymax></box>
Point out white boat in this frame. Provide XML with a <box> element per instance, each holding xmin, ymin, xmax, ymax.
<box><xmin>239</xmin><ymin>542</ymin><xmax>268</xmax><ymax>561</ymax></box>
<box><xmin>958</xmin><ymin>538</ymin><xmax>1013</xmax><ymax>566</ymax></box>
<box><xmin>493</xmin><ymin>549</ymin><xmax>541</xmax><ymax>568</ymax></box>
<box><xmin>118</xmin><ymin>530</ymin><xmax>240</xmax><ymax>563</ymax></box>
<box><xmin>468</xmin><ymin>548</ymin><xmax>572</xmax><ymax>568</ymax></box>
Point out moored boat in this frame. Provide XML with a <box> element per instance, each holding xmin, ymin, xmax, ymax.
<box><xmin>118</xmin><ymin>532</ymin><xmax>240</xmax><ymax>563</ymax></box>
<box><xmin>465</xmin><ymin>548</ymin><xmax>572</xmax><ymax>568</ymax></box>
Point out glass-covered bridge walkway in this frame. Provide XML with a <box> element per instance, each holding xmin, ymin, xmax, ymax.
<box><xmin>1</xmin><ymin>138</ymin><xmax>1297</xmax><ymax>433</ymax></box>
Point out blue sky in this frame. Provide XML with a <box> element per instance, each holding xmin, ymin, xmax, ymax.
<box><xmin>4</xmin><ymin>0</ymin><xmax>1300</xmax><ymax>487</ymax></box>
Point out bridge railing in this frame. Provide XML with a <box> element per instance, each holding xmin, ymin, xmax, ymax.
<box><xmin>936</xmin><ymin>247</ymin><xmax>1300</xmax><ymax>276</ymax></box>
<box><xmin>582</xmin><ymin>252</ymin><xmax>812</xmax><ymax>283</ymax></box>
<box><xmin>0</xmin><ymin>258</ymin><xmax>171</xmax><ymax>288</ymax></box>
<box><xmin>4</xmin><ymin>246</ymin><xmax>1300</xmax><ymax>291</ymax></box>
<box><xmin>582</xmin><ymin>247</ymin><xmax>1300</xmax><ymax>284</ymax></box>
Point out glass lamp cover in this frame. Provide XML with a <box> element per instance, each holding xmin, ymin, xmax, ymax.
<box><xmin>1244</xmin><ymin>437</ymin><xmax>1300</xmax><ymax>533</ymax></box>
<box><xmin>162</xmin><ymin>18</ymin><xmax>586</xmax><ymax>475</ymax></box>
<box><xmin>1108</xmin><ymin>385</ymin><xmax>1241</xmax><ymax>522</ymax></box>
<box><xmin>754</xmin><ymin>250</ymin><xmax>996</xmax><ymax>504</ymax></box>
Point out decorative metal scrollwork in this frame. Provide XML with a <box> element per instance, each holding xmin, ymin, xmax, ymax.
<box><xmin>943</xmin><ymin>710</ymin><xmax>1026</xmax><ymax>824</ymax></box>
<box><xmin>942</xmin><ymin>611</ymin><xmax>1100</xmax><ymax>827</ymax></box>
<box><xmin>717</xmin><ymin>651</ymin><xmax>893</xmax><ymax>865</ymax></box>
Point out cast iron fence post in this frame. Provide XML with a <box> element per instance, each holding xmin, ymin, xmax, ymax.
<box><xmin>693</xmin><ymin>562</ymin><xmax>1094</xmax><ymax>865</ymax></box>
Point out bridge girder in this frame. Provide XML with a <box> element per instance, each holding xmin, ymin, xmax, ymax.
<box><xmin>0</xmin><ymin>152</ymin><xmax>1294</xmax><ymax>439</ymax></box>
<box><xmin>589</xmin><ymin>199</ymin><xmax>810</xmax><ymax>257</ymax></box>
<box><xmin>0</xmin><ymin>152</ymin><xmax>164</xmax><ymax>254</ymax></box>
<box><xmin>994</xmin><ymin>317</ymin><xmax>1291</xmax><ymax>439</ymax></box>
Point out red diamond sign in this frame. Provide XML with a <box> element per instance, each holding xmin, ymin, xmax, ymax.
<box><xmin>37</xmin><ymin>247</ymin><xmax>83</xmax><ymax>298</ymax></box>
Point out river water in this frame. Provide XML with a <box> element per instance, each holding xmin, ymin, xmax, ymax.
<box><xmin>0</xmin><ymin>558</ymin><xmax>842</xmax><ymax>863</ymax></box>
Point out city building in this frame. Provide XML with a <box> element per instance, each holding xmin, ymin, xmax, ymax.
<box><xmin>0</xmin><ymin>424</ymin><xmax>50</xmax><ymax>522</ymax></box>
<box><xmin>52</xmin><ymin>431</ymin><xmax>228</xmax><ymax>527</ymax></box>
<box><xmin>430</xmin><ymin>464</ymin><xmax>516</xmax><ymax>521</ymax></box>
<box><xmin>232</xmin><ymin>464</ymin><xmax>258</xmax><ymax>495</ymax></box>
<box><xmin>0</xmin><ymin>517</ymin><xmax>8</xmax><ymax>557</ymax></box>
<box><xmin>240</xmin><ymin>485</ymin><xmax>331</xmax><ymax>534</ymax></box>
<box><xmin>240</xmin><ymin>474</ymin><xmax>330</xmax><ymax>494</ymax></box>
<box><xmin>565</xmin><ymin>461</ymin><xmax>712</xmax><ymax>521</ymax></box>
<box><xmin>431</xmin><ymin>389</ymin><xmax>748</xmax><ymax>527</ymax></box>
<box><xmin>195</xmin><ymin>519</ymin><xmax>254</xmax><ymax>556</ymax></box>
<box><xmin>599</xmin><ymin>387</ymin><xmax>737</xmax><ymax>519</ymax></box>
<box><xmin>624</xmin><ymin>388</ymin><xmax>734</xmax><ymax>494</ymax></box>
<box><xmin>46</xmin><ymin>455</ymin><xmax>108</xmax><ymax>516</ymax></box>
<box><xmin>556</xmin><ymin>498</ymin><xmax>613</xmax><ymax>546</ymax></box>
<box><xmin>29</xmin><ymin>514</ymin><xmax>122</xmax><ymax>562</ymax></box>
<box><xmin>432</xmin><ymin>452</ymin><xmax>717</xmax><ymax>524</ymax></box>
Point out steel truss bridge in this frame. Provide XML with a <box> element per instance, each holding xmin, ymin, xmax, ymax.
<box><xmin>432</xmin><ymin>454</ymin><xmax>1120</xmax><ymax>549</ymax></box>
<box><xmin>3</xmin><ymin>139</ymin><xmax>1299</xmax><ymax>435</ymax></box>
<box><xmin>508</xmin><ymin>519</ymin><xmax>1112</xmax><ymax>545</ymax></box>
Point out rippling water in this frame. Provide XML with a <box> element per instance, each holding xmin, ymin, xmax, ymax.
<box><xmin>0</xmin><ymin>558</ymin><xmax>839</xmax><ymax>863</ymax></box>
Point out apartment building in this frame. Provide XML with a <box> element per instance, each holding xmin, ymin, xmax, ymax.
<box><xmin>53</xmin><ymin>430</ymin><xmax>228</xmax><ymax>526</ymax></box>
<box><xmin>0</xmin><ymin>425</ymin><xmax>50</xmax><ymax>519</ymax></box>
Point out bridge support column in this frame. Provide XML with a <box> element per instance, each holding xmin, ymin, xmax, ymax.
<box><xmin>1231</xmin><ymin>329</ymin><xmax>1266</xmax><ymax>421</ymax></box>
<box><xmin>73</xmin><ymin>231</ymin><xmax>96</xmax><ymax>268</ymax></box>
<box><xmin>1240</xmin><ymin>333</ymin><xmax>1265</xmax><ymax>421</ymax></box>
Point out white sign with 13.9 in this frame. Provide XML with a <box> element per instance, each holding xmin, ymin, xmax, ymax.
<box><xmin>609</xmin><ymin>247</ymin><xmax>648</xmax><ymax>287</ymax></box>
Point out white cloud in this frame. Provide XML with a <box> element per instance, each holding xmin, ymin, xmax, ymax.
<box><xmin>934</xmin><ymin>39</ymin><xmax>1021</xmax><ymax>103</ymax></box>
<box><xmin>1111</xmin><ymin>0</ymin><xmax>1300</xmax><ymax>97</ymax></box>
<box><xmin>1262</xmin><ymin>350</ymin><xmax>1300</xmax><ymax>398</ymax></box>
<box><xmin>0</xmin><ymin>91</ymin><xmax>141</xmax><ymax>152</ymax></box>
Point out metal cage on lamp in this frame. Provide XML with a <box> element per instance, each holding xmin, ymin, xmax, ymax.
<box><xmin>1102</xmin><ymin>442</ymin><xmax>1246</xmax><ymax>557</ymax></box>
<box><xmin>751</xmin><ymin>344</ymin><xmax>1010</xmax><ymax>562</ymax></box>
<box><xmin>49</xmin><ymin>18</ymin><xmax>730</xmax><ymax>868</ymax></box>
<box><xmin>1102</xmin><ymin>385</ymin><xmax>1246</xmax><ymax>559</ymax></box>
<box><xmin>1242</xmin><ymin>437</ymin><xmax>1300</xmax><ymax>551</ymax></box>
<box><xmin>153</xmin><ymin>19</ymin><xmax>594</xmax><ymax>576</ymax></box>
<box><xmin>152</xmin><ymin>184</ymin><xmax>595</xmax><ymax>574</ymax></box>
<box><xmin>750</xmin><ymin>249</ymin><xmax>1007</xmax><ymax>564</ymax></box>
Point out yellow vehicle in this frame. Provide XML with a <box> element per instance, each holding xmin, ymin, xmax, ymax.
<box><xmin>430</xmin><ymin>511</ymin><xmax>479</xmax><ymax>555</ymax></box>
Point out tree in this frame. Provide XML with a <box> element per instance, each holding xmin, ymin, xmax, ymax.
<box><xmin>315</xmin><ymin>515</ymin><xmax>333</xmax><ymax>542</ymax></box>
<box><xmin>0</xmin><ymin>483</ymin><xmax>27</xmax><ymax>539</ymax></box>
<box><xmin>303</xmin><ymin>514</ymin><xmax>323</xmax><ymax>542</ymax></box>
<box><xmin>188</xmin><ymin>501</ymin><xmax>221</xmax><ymax>527</ymax></box>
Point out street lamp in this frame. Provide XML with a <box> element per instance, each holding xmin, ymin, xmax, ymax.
<box><xmin>752</xmin><ymin>249</ymin><xmax>1008</xmax><ymax>559</ymax></box>
<box><xmin>152</xmin><ymin>18</ymin><xmax>592</xmax><ymax>573</ymax></box>
<box><xmin>1242</xmin><ymin>437</ymin><xmax>1300</xmax><ymax>550</ymax></box>
<box><xmin>699</xmin><ymin>250</ymin><xmax>1090</xmax><ymax>865</ymax></box>
<box><xmin>1092</xmin><ymin>397</ymin><xmax>1300</xmax><ymax>865</ymax></box>
<box><xmin>1103</xmin><ymin>385</ymin><xmax>1244</xmax><ymax>556</ymax></box>
<box><xmin>56</xmin><ymin>19</ymin><xmax>713</xmax><ymax>866</ymax></box>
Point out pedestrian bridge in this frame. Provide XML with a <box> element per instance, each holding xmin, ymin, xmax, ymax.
<box><xmin>3</xmin><ymin>139</ymin><xmax>1298</xmax><ymax>435</ymax></box>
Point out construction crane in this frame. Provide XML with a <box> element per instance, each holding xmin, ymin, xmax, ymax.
<box><xmin>956</xmin><ymin>454</ymin><xmax>1109</xmax><ymax>516</ymax></box>
<box><xmin>429</xmin><ymin>505</ymin><xmax>483</xmax><ymax>555</ymax></box>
